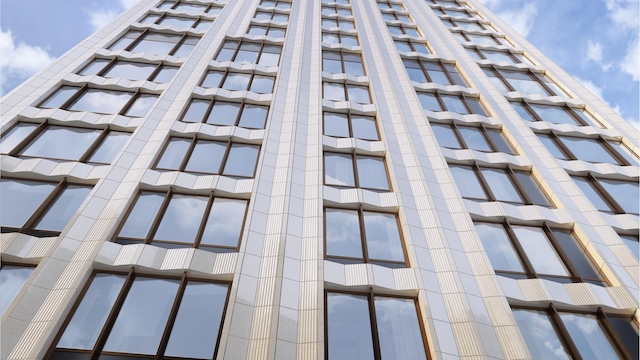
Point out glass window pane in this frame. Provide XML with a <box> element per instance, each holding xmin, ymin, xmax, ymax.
<box><xmin>0</xmin><ymin>266</ymin><xmax>34</xmax><ymax>314</ymax></box>
<box><xmin>238</xmin><ymin>104</ymin><xmax>268</xmax><ymax>129</ymax></box>
<box><xmin>35</xmin><ymin>185</ymin><xmax>91</xmax><ymax>232</ymax></box>
<box><xmin>158</xmin><ymin>16</ymin><xmax>194</xmax><ymax>28</ymax></box>
<box><xmin>506</xmin><ymin>77</ymin><xmax>549</xmax><ymax>96</ymax></box>
<box><xmin>573</xmin><ymin>177</ymin><xmax>611</xmax><ymax>212</ymax></box>
<box><xmin>164</xmin><ymin>282</ymin><xmax>229</xmax><ymax>358</ymax></box>
<box><xmin>326</xmin><ymin>209</ymin><xmax>362</xmax><ymax>258</ymax></box>
<box><xmin>103</xmin><ymin>278</ymin><xmax>180</xmax><ymax>354</ymax></box>
<box><xmin>56</xmin><ymin>274</ymin><xmax>126</xmax><ymax>350</ymax></box>
<box><xmin>152</xmin><ymin>66</ymin><xmax>179</xmax><ymax>83</ymax></box>
<box><xmin>118</xmin><ymin>192</ymin><xmax>165</xmax><ymax>239</ymax></box>
<box><xmin>235</xmin><ymin>49</ymin><xmax>260</xmax><ymax>64</ymax></box>
<box><xmin>599</xmin><ymin>179</ymin><xmax>639</xmax><ymax>214</ymax></box>
<box><xmin>324</xmin><ymin>113</ymin><xmax>350</xmax><ymax>138</ymax></box>
<box><xmin>561</xmin><ymin>137</ymin><xmax>619</xmax><ymax>164</ymax></box>
<box><xmin>201</xmin><ymin>71</ymin><xmax>225</xmax><ymax>88</ymax></box>
<box><xmin>458</xmin><ymin>127</ymin><xmax>492</xmax><ymax>151</ymax></box>
<box><xmin>450</xmin><ymin>166</ymin><xmax>486</xmax><ymax>199</ymax></box>
<box><xmin>207</xmin><ymin>102</ymin><xmax>241</xmax><ymax>126</ymax></box>
<box><xmin>194</xmin><ymin>19</ymin><xmax>213</xmax><ymax>30</ymax></box>
<box><xmin>395</xmin><ymin>40</ymin><xmax>412</xmax><ymax>52</ymax></box>
<box><xmin>157</xmin><ymin>138</ymin><xmax>191</xmax><ymax>170</ymax></box>
<box><xmin>441</xmin><ymin>94</ymin><xmax>468</xmax><ymax>114</ymax></box>
<box><xmin>153</xmin><ymin>195</ymin><xmax>208</xmax><ymax>244</ymax></box>
<box><xmin>87</xmin><ymin>131</ymin><xmax>129</xmax><ymax>164</ymax></box>
<box><xmin>608</xmin><ymin>316</ymin><xmax>639</xmax><ymax>359</ymax></box>
<box><xmin>417</xmin><ymin>92</ymin><xmax>443</xmax><ymax>112</ymax></box>
<box><xmin>480</xmin><ymin>168</ymin><xmax>522</xmax><ymax>203</ymax></box>
<box><xmin>431</xmin><ymin>124</ymin><xmax>461</xmax><ymax>149</ymax></box>
<box><xmin>39</xmin><ymin>86</ymin><xmax>78</xmax><ymax>109</ymax></box>
<box><xmin>125</xmin><ymin>94</ymin><xmax>157</xmax><ymax>117</ymax></box>
<box><xmin>325</xmin><ymin>153</ymin><xmax>355</xmax><ymax>186</ymax></box>
<box><xmin>363</xmin><ymin>212</ymin><xmax>403</xmax><ymax>261</ymax></box>
<box><xmin>21</xmin><ymin>126</ymin><xmax>100</xmax><ymax>161</ymax></box>
<box><xmin>324</xmin><ymin>58</ymin><xmax>343</xmax><ymax>74</ymax></box>
<box><xmin>250</xmin><ymin>75</ymin><xmax>275</xmax><ymax>94</ymax></box>
<box><xmin>223</xmin><ymin>144</ymin><xmax>259</xmax><ymax>177</ymax></box>
<box><xmin>344</xmin><ymin>60</ymin><xmax>364</xmax><ymax>76</ymax></box>
<box><xmin>324</xmin><ymin>83</ymin><xmax>346</xmax><ymax>102</ymax></box>
<box><xmin>529</xmin><ymin>104</ymin><xmax>577</xmax><ymax>125</ymax></box>
<box><xmin>104</xmin><ymin>62</ymin><xmax>155</xmax><ymax>80</ymax></box>
<box><xmin>78</xmin><ymin>59</ymin><xmax>111</xmax><ymax>76</ymax></box>
<box><xmin>182</xmin><ymin>99</ymin><xmax>210</xmax><ymax>122</ymax></box>
<box><xmin>560</xmin><ymin>313</ymin><xmax>621</xmax><ymax>360</ymax></box>
<box><xmin>347</xmin><ymin>85</ymin><xmax>370</xmax><ymax>104</ymax></box>
<box><xmin>0</xmin><ymin>123</ymin><xmax>38</xmax><ymax>154</ymax></box>
<box><xmin>184</xmin><ymin>140</ymin><xmax>226</xmax><ymax>174</ymax></box>
<box><xmin>512</xmin><ymin>309</ymin><xmax>570</xmax><ymax>360</ymax></box>
<box><xmin>131</xmin><ymin>36</ymin><xmax>179</xmax><ymax>55</ymax></box>
<box><xmin>356</xmin><ymin>156</ymin><xmax>389</xmax><ymax>190</ymax></box>
<box><xmin>512</xmin><ymin>226</ymin><xmax>569</xmax><ymax>276</ymax></box>
<box><xmin>552</xmin><ymin>230</ymin><xmax>600</xmax><ymax>279</ymax></box>
<box><xmin>201</xmin><ymin>198</ymin><xmax>247</xmax><ymax>247</ymax></box>
<box><xmin>539</xmin><ymin>135</ymin><xmax>567</xmax><ymax>160</ymax></box>
<box><xmin>326</xmin><ymin>293</ymin><xmax>375</xmax><ymax>360</ymax></box>
<box><xmin>351</xmin><ymin>115</ymin><xmax>378</xmax><ymax>140</ymax></box>
<box><xmin>258</xmin><ymin>52</ymin><xmax>280</xmax><ymax>66</ymax></box>
<box><xmin>69</xmin><ymin>89</ymin><xmax>132</xmax><ymax>114</ymax></box>
<box><xmin>513</xmin><ymin>171</ymin><xmax>550</xmax><ymax>206</ymax></box>
<box><xmin>0</xmin><ymin>179</ymin><xmax>55</xmax><ymax>228</ymax></box>
<box><xmin>248</xmin><ymin>26</ymin><xmax>267</xmax><ymax>36</ymax></box>
<box><xmin>474</xmin><ymin>223</ymin><xmax>524</xmax><ymax>272</ymax></box>
<box><xmin>486</xmin><ymin>129</ymin><xmax>514</xmax><ymax>154</ymax></box>
<box><xmin>374</xmin><ymin>297</ymin><xmax>427</xmax><ymax>360</ymax></box>
<box><xmin>619</xmin><ymin>235</ymin><xmax>639</xmax><ymax>259</ymax></box>
<box><xmin>466</xmin><ymin>97</ymin><xmax>487</xmax><ymax>116</ymax></box>
<box><xmin>222</xmin><ymin>73</ymin><xmax>251</xmax><ymax>91</ymax></box>
<box><xmin>323</xmin><ymin>33</ymin><xmax>339</xmax><ymax>44</ymax></box>
<box><xmin>342</xmin><ymin>35</ymin><xmax>358</xmax><ymax>47</ymax></box>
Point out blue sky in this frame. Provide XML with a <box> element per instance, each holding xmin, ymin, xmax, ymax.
<box><xmin>1</xmin><ymin>0</ymin><xmax>638</xmax><ymax>126</ymax></box>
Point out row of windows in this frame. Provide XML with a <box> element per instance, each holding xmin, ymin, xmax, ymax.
<box><xmin>322</xmin><ymin>5</ymin><xmax>352</xmax><ymax>17</ymax></box>
<box><xmin>181</xmin><ymin>98</ymin><xmax>269</xmax><ymax>128</ymax></box>
<box><xmin>140</xmin><ymin>12</ymin><xmax>214</xmax><ymax>30</ymax></box>
<box><xmin>39</xmin><ymin>86</ymin><xmax>157</xmax><ymax>117</ymax></box>
<box><xmin>110</xmin><ymin>30</ymin><xmax>200</xmax><ymax>57</ymax></box>
<box><xmin>254</xmin><ymin>9</ymin><xmax>290</xmax><ymax>22</ymax></box>
<box><xmin>216</xmin><ymin>40</ymin><xmax>282</xmax><ymax>66</ymax></box>
<box><xmin>431</xmin><ymin>122</ymin><xmax>514</xmax><ymax>154</ymax></box>
<box><xmin>247</xmin><ymin>23</ymin><xmax>286</xmax><ymax>37</ymax></box>
<box><xmin>200</xmin><ymin>69</ymin><xmax>275</xmax><ymax>93</ymax></box>
<box><xmin>452</xmin><ymin>31</ymin><xmax>512</xmax><ymax>47</ymax></box>
<box><xmin>442</xmin><ymin>18</ymin><xmax>495</xmax><ymax>32</ymax></box>
<box><xmin>323</xmin><ymin>50</ymin><xmax>365</xmax><ymax>76</ymax></box>
<box><xmin>323</xmin><ymin>31</ymin><xmax>358</xmax><ymax>47</ymax></box>
<box><xmin>78</xmin><ymin>58</ymin><xmax>179</xmax><ymax>83</ymax></box>
<box><xmin>403</xmin><ymin>58</ymin><xmax>467</xmax><ymax>86</ymax></box>
<box><xmin>435</xmin><ymin>7</ymin><xmax>482</xmax><ymax>20</ymax></box>
<box><xmin>157</xmin><ymin>0</ymin><xmax>224</xmax><ymax>15</ymax></box>
<box><xmin>2</xmin><ymin>266</ymin><xmax>633</xmax><ymax>360</ymax></box>
<box><xmin>484</xmin><ymin>66</ymin><xmax>567</xmax><ymax>97</ymax></box>
<box><xmin>466</xmin><ymin>47</ymin><xmax>531</xmax><ymax>65</ymax></box>
<box><xmin>324</xmin><ymin>152</ymin><xmax>390</xmax><ymax>190</ymax></box>
<box><xmin>573</xmin><ymin>175</ymin><xmax>639</xmax><ymax>215</ymax></box>
<box><xmin>539</xmin><ymin>132</ymin><xmax>636</xmax><ymax>166</ymax></box>
<box><xmin>417</xmin><ymin>91</ymin><xmax>487</xmax><ymax>116</ymax></box>
<box><xmin>323</xmin><ymin>82</ymin><xmax>371</xmax><ymax>104</ymax></box>
<box><xmin>322</xmin><ymin>17</ymin><xmax>356</xmax><ymax>31</ymax></box>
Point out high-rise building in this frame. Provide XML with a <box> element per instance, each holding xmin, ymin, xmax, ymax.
<box><xmin>1</xmin><ymin>0</ymin><xmax>638</xmax><ymax>359</ymax></box>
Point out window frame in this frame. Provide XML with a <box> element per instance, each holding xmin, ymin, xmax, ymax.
<box><xmin>322</xmin><ymin>81</ymin><xmax>372</xmax><ymax>104</ymax></box>
<box><xmin>322</xmin><ymin>50</ymin><xmax>365</xmax><ymax>76</ymax></box>
<box><xmin>450</xmin><ymin>163</ymin><xmax>552</xmax><ymax>206</ymax></box>
<box><xmin>510</xmin><ymin>100</ymin><xmax>600</xmax><ymax>127</ymax></box>
<box><xmin>77</xmin><ymin>58</ymin><xmax>180</xmax><ymax>83</ymax></box>
<box><xmin>430</xmin><ymin>122</ymin><xmax>514</xmax><ymax>154</ymax></box>
<box><xmin>140</xmin><ymin>12</ymin><xmax>215</xmax><ymax>30</ymax></box>
<box><xmin>0</xmin><ymin>263</ymin><xmax>37</xmax><ymax>315</ymax></box>
<box><xmin>393</xmin><ymin>38</ymin><xmax>431</xmax><ymax>55</ymax></box>
<box><xmin>246</xmin><ymin>23</ymin><xmax>287</xmax><ymax>38</ymax></box>
<box><xmin>322</xmin><ymin>31</ymin><xmax>359</xmax><ymax>47</ymax></box>
<box><xmin>474</xmin><ymin>220</ymin><xmax>604</xmax><ymax>284</ymax></box>
<box><xmin>46</xmin><ymin>270</ymin><xmax>232</xmax><ymax>360</ymax></box>
<box><xmin>387</xmin><ymin>23</ymin><xmax>423</xmax><ymax>37</ymax></box>
<box><xmin>114</xmin><ymin>189</ymin><xmax>250</xmax><ymax>251</ymax></box>
<box><xmin>484</xmin><ymin>66</ymin><xmax>565</xmax><ymax>97</ymax></box>
<box><xmin>253</xmin><ymin>9</ymin><xmax>290</xmax><ymax>22</ymax></box>
<box><xmin>511</xmin><ymin>304</ymin><xmax>638</xmax><ymax>360</ymax></box>
<box><xmin>442</xmin><ymin>18</ymin><xmax>495</xmax><ymax>32</ymax></box>
<box><xmin>324</xmin><ymin>289</ymin><xmax>431</xmax><ymax>360</ymax></box>
<box><xmin>321</xmin><ymin>16</ymin><xmax>356</xmax><ymax>31</ymax></box>
<box><xmin>199</xmin><ymin>69</ymin><xmax>276</xmax><ymax>94</ymax></box>
<box><xmin>572</xmin><ymin>174</ymin><xmax>639</xmax><ymax>215</ymax></box>
<box><xmin>377</xmin><ymin>1</ymin><xmax>405</xmax><ymax>11</ymax></box>
<box><xmin>321</xmin><ymin>4</ymin><xmax>353</xmax><ymax>17</ymax></box>
<box><xmin>417</xmin><ymin>91</ymin><xmax>488</xmax><ymax>116</ymax></box>
<box><xmin>323</xmin><ymin>151</ymin><xmax>391</xmax><ymax>191</ymax></box>
<box><xmin>156</xmin><ymin>0</ymin><xmax>224</xmax><ymax>15</ymax></box>
<box><xmin>453</xmin><ymin>31</ymin><xmax>510</xmax><ymax>47</ymax></box>
<box><xmin>109</xmin><ymin>29</ymin><xmax>200</xmax><ymax>57</ymax></box>
<box><xmin>1</xmin><ymin>121</ymin><xmax>129</xmax><ymax>164</ymax></box>
<box><xmin>322</xmin><ymin>111</ymin><xmax>380</xmax><ymax>140</ymax></box>
<box><xmin>436</xmin><ymin>7</ymin><xmax>481</xmax><ymax>19</ymax></box>
<box><xmin>466</xmin><ymin>47</ymin><xmax>530</xmax><ymax>65</ymax></box>
<box><xmin>403</xmin><ymin>58</ymin><xmax>468</xmax><ymax>86</ymax></box>
<box><xmin>215</xmin><ymin>40</ymin><xmax>283</xmax><ymax>66</ymax></box>
<box><xmin>259</xmin><ymin>0</ymin><xmax>292</xmax><ymax>10</ymax></box>
<box><xmin>539</xmin><ymin>132</ymin><xmax>633</xmax><ymax>166</ymax></box>
<box><xmin>180</xmin><ymin>98</ymin><xmax>270</xmax><ymax>128</ymax></box>
<box><xmin>154</xmin><ymin>135</ymin><xmax>261</xmax><ymax>177</ymax></box>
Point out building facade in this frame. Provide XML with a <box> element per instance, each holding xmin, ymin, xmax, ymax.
<box><xmin>1</xmin><ymin>0</ymin><xmax>638</xmax><ymax>359</ymax></box>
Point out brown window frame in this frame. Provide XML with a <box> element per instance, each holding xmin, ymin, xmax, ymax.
<box><xmin>538</xmin><ymin>132</ymin><xmax>633</xmax><ymax>166</ymax></box>
<box><xmin>259</xmin><ymin>0</ymin><xmax>292</xmax><ymax>11</ymax></box>
<box><xmin>509</xmin><ymin>100</ymin><xmax>600</xmax><ymax>127</ymax></box>
<box><xmin>322</xmin><ymin>49</ymin><xmax>366</xmax><ymax>76</ymax></box>
<box><xmin>246</xmin><ymin>23</ymin><xmax>287</xmax><ymax>38</ymax></box>
<box><xmin>483</xmin><ymin>65</ymin><xmax>564</xmax><ymax>97</ymax></box>
<box><xmin>322</xmin><ymin>111</ymin><xmax>381</xmax><ymax>140</ymax></box>
<box><xmin>430</xmin><ymin>121</ymin><xmax>515</xmax><ymax>154</ymax></box>
<box><xmin>322</xmin><ymin>81</ymin><xmax>372</xmax><ymax>104</ymax></box>
<box><xmin>393</xmin><ymin>38</ymin><xmax>432</xmax><ymax>54</ymax></box>
<box><xmin>199</xmin><ymin>68</ymin><xmax>277</xmax><ymax>94</ymax></box>
<box><xmin>377</xmin><ymin>1</ymin><xmax>405</xmax><ymax>11</ymax></box>
<box><xmin>403</xmin><ymin>58</ymin><xmax>468</xmax><ymax>86</ymax></box>
<box><xmin>156</xmin><ymin>0</ymin><xmax>224</xmax><ymax>15</ymax></box>
<box><xmin>322</xmin><ymin>30</ymin><xmax>359</xmax><ymax>46</ymax></box>
<box><xmin>180</xmin><ymin>97</ymin><xmax>270</xmax><ymax>128</ymax></box>
<box><xmin>416</xmin><ymin>91</ymin><xmax>488</xmax><ymax>116</ymax></box>
<box><xmin>253</xmin><ymin>9</ymin><xmax>290</xmax><ymax>22</ymax></box>
<box><xmin>386</xmin><ymin>23</ymin><xmax>423</xmax><ymax>37</ymax></box>
<box><xmin>442</xmin><ymin>18</ymin><xmax>495</xmax><ymax>32</ymax></box>
<box><xmin>321</xmin><ymin>4</ymin><xmax>353</xmax><ymax>17</ymax></box>
<box><xmin>77</xmin><ymin>57</ymin><xmax>180</xmax><ymax>83</ymax></box>
<box><xmin>323</xmin><ymin>151</ymin><xmax>392</xmax><ymax>191</ymax></box>
<box><xmin>453</xmin><ymin>31</ymin><xmax>511</xmax><ymax>47</ymax></box>
<box><xmin>466</xmin><ymin>46</ymin><xmax>529</xmax><ymax>65</ymax></box>
<box><xmin>214</xmin><ymin>39</ymin><xmax>283</xmax><ymax>66</ymax></box>
<box><xmin>572</xmin><ymin>174</ymin><xmax>640</xmax><ymax>215</ymax></box>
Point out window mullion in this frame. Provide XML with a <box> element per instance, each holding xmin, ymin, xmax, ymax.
<box><xmin>89</xmin><ymin>268</ymin><xmax>136</xmax><ymax>360</ymax></box>
<box><xmin>596</xmin><ymin>308</ymin><xmax>635</xmax><ymax>360</ymax></box>
<box><xmin>359</xmin><ymin>206</ymin><xmax>370</xmax><ymax>263</ymax></box>
<box><xmin>541</xmin><ymin>224</ymin><xmax>581</xmax><ymax>282</ymax></box>
<box><xmin>178</xmin><ymin>136</ymin><xmax>199</xmax><ymax>171</ymax></box>
<box><xmin>451</xmin><ymin>123</ymin><xmax>469</xmax><ymax>149</ymax></box>
<box><xmin>193</xmin><ymin>192</ymin><xmax>216</xmax><ymax>249</ymax></box>
<box><xmin>586</xmin><ymin>173</ymin><xmax>625</xmax><ymax>214</ymax></box>
<box><xmin>549</xmin><ymin>133</ymin><xmax>575</xmax><ymax>160</ymax></box>
<box><xmin>473</xmin><ymin>163</ymin><xmax>496</xmax><ymax>201</ymax></box>
<box><xmin>547</xmin><ymin>304</ymin><xmax>582</xmax><ymax>359</ymax></box>
<box><xmin>80</xmin><ymin>127</ymin><xmax>111</xmax><ymax>163</ymax></box>
<box><xmin>434</xmin><ymin>91</ymin><xmax>447</xmax><ymax>112</ymax></box>
<box><xmin>351</xmin><ymin>151</ymin><xmax>360</xmax><ymax>188</ymax></box>
<box><xmin>145</xmin><ymin>188</ymin><xmax>174</xmax><ymax>243</ymax></box>
<box><xmin>367</xmin><ymin>289</ymin><xmax>383</xmax><ymax>360</ymax></box>
<box><xmin>599</xmin><ymin>137</ymin><xmax>629</xmax><ymax>166</ymax></box>
<box><xmin>20</xmin><ymin>178</ymin><xmax>67</xmax><ymax>233</ymax></box>
<box><xmin>503</xmin><ymin>221</ymin><xmax>538</xmax><ymax>278</ymax></box>
<box><xmin>10</xmin><ymin>121</ymin><xmax>48</xmax><ymax>156</ymax></box>
<box><xmin>147</xmin><ymin>62</ymin><xmax>165</xmax><ymax>82</ymax></box>
<box><xmin>217</xmin><ymin>139</ymin><xmax>234</xmax><ymax>175</ymax></box>
<box><xmin>155</xmin><ymin>272</ymin><xmax>188</xmax><ymax>358</ymax></box>
<box><xmin>59</xmin><ymin>85</ymin><xmax>87</xmax><ymax>110</ymax></box>
<box><xmin>118</xmin><ymin>89</ymin><xmax>142</xmax><ymax>116</ymax></box>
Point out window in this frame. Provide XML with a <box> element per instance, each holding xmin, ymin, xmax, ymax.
<box><xmin>1</xmin><ymin>178</ymin><xmax>92</xmax><ymax>236</ymax></box>
<box><xmin>322</xmin><ymin>17</ymin><xmax>356</xmax><ymax>30</ymax></box>
<box><xmin>417</xmin><ymin>91</ymin><xmax>488</xmax><ymax>116</ymax></box>
<box><xmin>326</xmin><ymin>291</ymin><xmax>428</xmax><ymax>360</ymax></box>
<box><xmin>1</xmin><ymin>123</ymin><xmax>129</xmax><ymax>164</ymax></box>
<box><xmin>259</xmin><ymin>0</ymin><xmax>291</xmax><ymax>10</ymax></box>
<box><xmin>572</xmin><ymin>175</ymin><xmax>639</xmax><ymax>215</ymax></box>
<box><xmin>387</xmin><ymin>24</ymin><xmax>422</xmax><ymax>37</ymax></box>
<box><xmin>38</xmin><ymin>86</ymin><xmax>158</xmax><ymax>117</ymax></box>
<box><xmin>140</xmin><ymin>13</ymin><xmax>214</xmax><ymax>30</ymax></box>
<box><xmin>403</xmin><ymin>59</ymin><xmax>467</xmax><ymax>86</ymax></box>
<box><xmin>512</xmin><ymin>307</ymin><xmax>638</xmax><ymax>360</ymax></box>
<box><xmin>442</xmin><ymin>19</ymin><xmax>495</xmax><ymax>32</ymax></box>
<box><xmin>466</xmin><ymin>47</ymin><xmax>530</xmax><ymax>65</ymax></box>
<box><xmin>452</xmin><ymin>32</ymin><xmax>511</xmax><ymax>47</ymax></box>
<box><xmin>109</xmin><ymin>30</ymin><xmax>200</xmax><ymax>57</ymax></box>
<box><xmin>323</xmin><ymin>50</ymin><xmax>365</xmax><ymax>76</ymax></box>
<box><xmin>323</xmin><ymin>82</ymin><xmax>371</xmax><ymax>104</ymax></box>
<box><xmin>430</xmin><ymin>122</ymin><xmax>514</xmax><ymax>154</ymax></box>
<box><xmin>474</xmin><ymin>222</ymin><xmax>604</xmax><ymax>284</ymax></box>
<box><xmin>254</xmin><ymin>10</ymin><xmax>289</xmax><ymax>22</ymax></box>
<box><xmin>377</xmin><ymin>1</ymin><xmax>404</xmax><ymax>11</ymax></box>
<box><xmin>0</xmin><ymin>265</ymin><xmax>35</xmax><ymax>314</ymax></box>
<box><xmin>156</xmin><ymin>136</ymin><xmax>260</xmax><ymax>177</ymax></box>
<box><xmin>48</xmin><ymin>272</ymin><xmax>230</xmax><ymax>360</ymax></box>
<box><xmin>322</xmin><ymin>31</ymin><xmax>358</xmax><ymax>47</ymax></box>
<box><xmin>449</xmin><ymin>164</ymin><xmax>551</xmax><ymax>206</ymax></box>
<box><xmin>510</xmin><ymin>101</ymin><xmax>601</xmax><ymax>127</ymax></box>
<box><xmin>394</xmin><ymin>39</ymin><xmax>430</xmax><ymax>55</ymax></box>
<box><xmin>323</xmin><ymin>112</ymin><xmax>379</xmax><ymax>140</ymax></box>
<box><xmin>115</xmin><ymin>190</ymin><xmax>248</xmax><ymax>250</ymax></box>
<box><xmin>538</xmin><ymin>133</ymin><xmax>636</xmax><ymax>166</ymax></box>
<box><xmin>181</xmin><ymin>98</ymin><xmax>269</xmax><ymax>129</ymax></box>
<box><xmin>325</xmin><ymin>208</ymin><xmax>406</xmax><ymax>266</ymax></box>
<box><xmin>322</xmin><ymin>0</ymin><xmax>350</xmax><ymax>5</ymax></box>
<box><xmin>381</xmin><ymin>12</ymin><xmax>412</xmax><ymax>24</ymax></box>
<box><xmin>200</xmin><ymin>69</ymin><xmax>276</xmax><ymax>94</ymax></box>
<box><xmin>437</xmin><ymin>8</ymin><xmax>480</xmax><ymax>19</ymax></box>
<box><xmin>324</xmin><ymin>152</ymin><xmax>390</xmax><ymax>190</ymax></box>
<box><xmin>78</xmin><ymin>58</ymin><xmax>179</xmax><ymax>83</ymax></box>
<box><xmin>157</xmin><ymin>1</ymin><xmax>222</xmax><ymax>15</ymax></box>
<box><xmin>247</xmin><ymin>24</ymin><xmax>287</xmax><ymax>38</ymax></box>
<box><xmin>215</xmin><ymin>40</ymin><xmax>282</xmax><ymax>66</ymax></box>
<box><xmin>322</xmin><ymin>5</ymin><xmax>352</xmax><ymax>16</ymax></box>
<box><xmin>484</xmin><ymin>67</ymin><xmax>567</xmax><ymax>97</ymax></box>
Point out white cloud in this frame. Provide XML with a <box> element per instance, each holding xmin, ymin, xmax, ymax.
<box><xmin>86</xmin><ymin>0</ymin><xmax>139</xmax><ymax>32</ymax></box>
<box><xmin>605</xmin><ymin>0</ymin><xmax>640</xmax><ymax>30</ymax></box>
<box><xmin>620</xmin><ymin>38</ymin><xmax>639</xmax><ymax>81</ymax></box>
<box><xmin>586</xmin><ymin>39</ymin><xmax>613</xmax><ymax>71</ymax></box>
<box><xmin>476</xmin><ymin>0</ymin><xmax>503</xmax><ymax>7</ymax></box>
<box><xmin>0</xmin><ymin>29</ymin><xmax>55</xmax><ymax>93</ymax></box>
<box><xmin>119</xmin><ymin>0</ymin><xmax>140</xmax><ymax>9</ymax></box>
<box><xmin>494</xmin><ymin>3</ymin><xmax>538</xmax><ymax>38</ymax></box>
<box><xmin>575</xmin><ymin>76</ymin><xmax>604</xmax><ymax>100</ymax></box>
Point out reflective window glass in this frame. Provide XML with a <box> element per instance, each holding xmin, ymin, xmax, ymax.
<box><xmin>0</xmin><ymin>265</ymin><xmax>35</xmax><ymax>314</ymax></box>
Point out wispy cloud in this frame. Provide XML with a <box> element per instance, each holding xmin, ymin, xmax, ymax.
<box><xmin>620</xmin><ymin>40</ymin><xmax>639</xmax><ymax>81</ymax></box>
<box><xmin>586</xmin><ymin>39</ymin><xmax>612</xmax><ymax>71</ymax></box>
<box><xmin>575</xmin><ymin>76</ymin><xmax>605</xmax><ymax>100</ymax></box>
<box><xmin>494</xmin><ymin>3</ymin><xmax>538</xmax><ymax>38</ymax></box>
<box><xmin>86</xmin><ymin>0</ymin><xmax>140</xmax><ymax>32</ymax></box>
<box><xmin>605</xmin><ymin>0</ymin><xmax>640</xmax><ymax>30</ymax></box>
<box><xmin>0</xmin><ymin>29</ymin><xmax>55</xmax><ymax>94</ymax></box>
